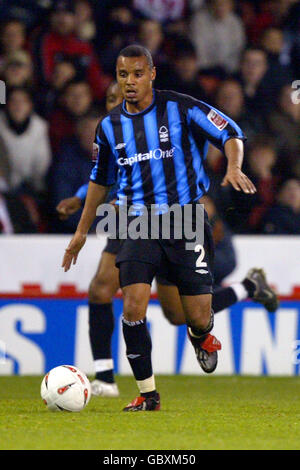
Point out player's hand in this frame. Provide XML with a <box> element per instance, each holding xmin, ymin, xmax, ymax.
<box><xmin>221</xmin><ymin>168</ymin><xmax>256</xmax><ymax>194</ymax></box>
<box><xmin>56</xmin><ymin>197</ymin><xmax>82</xmax><ymax>220</ymax></box>
<box><xmin>62</xmin><ymin>232</ymin><xmax>86</xmax><ymax>272</ymax></box>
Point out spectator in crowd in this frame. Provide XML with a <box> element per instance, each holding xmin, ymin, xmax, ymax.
<box><xmin>190</xmin><ymin>0</ymin><xmax>246</xmax><ymax>73</ymax></box>
<box><xmin>262</xmin><ymin>179</ymin><xmax>300</xmax><ymax>234</ymax></box>
<box><xmin>206</xmin><ymin>78</ymin><xmax>267</xmax><ymax>176</ymax></box>
<box><xmin>209</xmin><ymin>78</ymin><xmax>268</xmax><ymax>171</ymax></box>
<box><xmin>49</xmin><ymin>79</ymin><xmax>94</xmax><ymax>155</ymax></box>
<box><xmin>260</xmin><ymin>26</ymin><xmax>293</xmax><ymax>87</ymax></box>
<box><xmin>0</xmin><ymin>87</ymin><xmax>51</xmax><ymax>195</ymax></box>
<box><xmin>261</xmin><ymin>26</ymin><xmax>285</xmax><ymax>55</ymax></box>
<box><xmin>30</xmin><ymin>0</ymin><xmax>110</xmax><ymax>101</ymax></box>
<box><xmin>0</xmin><ymin>136</ymin><xmax>11</xmax><ymax>192</ymax></box>
<box><xmin>227</xmin><ymin>136</ymin><xmax>280</xmax><ymax>233</ymax></box>
<box><xmin>98</xmin><ymin>4</ymin><xmax>136</xmax><ymax>75</ymax></box>
<box><xmin>1</xmin><ymin>50</ymin><xmax>34</xmax><ymax>88</ymax></box>
<box><xmin>216</xmin><ymin>79</ymin><xmax>267</xmax><ymax>140</ymax></box>
<box><xmin>156</xmin><ymin>44</ymin><xmax>207</xmax><ymax>101</ymax></box>
<box><xmin>74</xmin><ymin>0</ymin><xmax>96</xmax><ymax>42</ymax></box>
<box><xmin>133</xmin><ymin>0</ymin><xmax>187</xmax><ymax>23</ymax></box>
<box><xmin>267</xmin><ymin>83</ymin><xmax>300</xmax><ymax>178</ymax></box>
<box><xmin>0</xmin><ymin>1</ymin><xmax>51</xmax><ymax>31</ymax></box>
<box><xmin>0</xmin><ymin>190</ymin><xmax>38</xmax><ymax>234</ymax></box>
<box><xmin>239</xmin><ymin>46</ymin><xmax>279</xmax><ymax>115</ymax></box>
<box><xmin>48</xmin><ymin>111</ymin><xmax>102</xmax><ymax>233</ymax></box>
<box><xmin>244</xmin><ymin>0</ymin><xmax>297</xmax><ymax>44</ymax></box>
<box><xmin>0</xmin><ymin>19</ymin><xmax>27</xmax><ymax>72</ymax></box>
<box><xmin>138</xmin><ymin>19</ymin><xmax>167</xmax><ymax>66</ymax></box>
<box><xmin>284</xmin><ymin>0</ymin><xmax>300</xmax><ymax>77</ymax></box>
<box><xmin>36</xmin><ymin>57</ymin><xmax>77</xmax><ymax>118</ymax></box>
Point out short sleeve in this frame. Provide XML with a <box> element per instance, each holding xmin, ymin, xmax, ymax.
<box><xmin>187</xmin><ymin>100</ymin><xmax>246</xmax><ymax>151</ymax></box>
<box><xmin>90</xmin><ymin>119</ymin><xmax>118</xmax><ymax>186</ymax></box>
<box><xmin>75</xmin><ymin>183</ymin><xmax>88</xmax><ymax>201</ymax></box>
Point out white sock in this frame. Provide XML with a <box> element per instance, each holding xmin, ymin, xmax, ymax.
<box><xmin>94</xmin><ymin>359</ymin><xmax>114</xmax><ymax>373</ymax></box>
<box><xmin>231</xmin><ymin>283</ymin><xmax>248</xmax><ymax>302</ymax></box>
<box><xmin>136</xmin><ymin>375</ymin><xmax>156</xmax><ymax>394</ymax></box>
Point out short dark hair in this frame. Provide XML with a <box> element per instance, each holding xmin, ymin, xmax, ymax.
<box><xmin>1</xmin><ymin>18</ymin><xmax>26</xmax><ymax>32</ymax></box>
<box><xmin>62</xmin><ymin>78</ymin><xmax>91</xmax><ymax>95</ymax></box>
<box><xmin>241</xmin><ymin>45</ymin><xmax>267</xmax><ymax>60</ymax></box>
<box><xmin>117</xmin><ymin>44</ymin><xmax>153</xmax><ymax>69</ymax></box>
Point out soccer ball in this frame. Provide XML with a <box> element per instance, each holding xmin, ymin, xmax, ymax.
<box><xmin>41</xmin><ymin>365</ymin><xmax>91</xmax><ymax>412</ymax></box>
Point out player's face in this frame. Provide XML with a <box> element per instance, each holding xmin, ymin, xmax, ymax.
<box><xmin>106</xmin><ymin>82</ymin><xmax>123</xmax><ymax>112</ymax></box>
<box><xmin>116</xmin><ymin>56</ymin><xmax>156</xmax><ymax>108</ymax></box>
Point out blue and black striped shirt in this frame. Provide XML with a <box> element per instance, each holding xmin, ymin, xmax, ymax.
<box><xmin>90</xmin><ymin>89</ymin><xmax>245</xmax><ymax>208</ymax></box>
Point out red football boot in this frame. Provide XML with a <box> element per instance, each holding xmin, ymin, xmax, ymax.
<box><xmin>123</xmin><ymin>393</ymin><xmax>160</xmax><ymax>412</ymax></box>
<box><xmin>188</xmin><ymin>331</ymin><xmax>221</xmax><ymax>373</ymax></box>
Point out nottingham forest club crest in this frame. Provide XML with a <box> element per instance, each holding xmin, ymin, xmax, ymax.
<box><xmin>159</xmin><ymin>126</ymin><xmax>169</xmax><ymax>142</ymax></box>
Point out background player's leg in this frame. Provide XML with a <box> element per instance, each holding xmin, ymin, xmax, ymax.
<box><xmin>88</xmin><ymin>251</ymin><xmax>120</xmax><ymax>396</ymax></box>
<box><xmin>157</xmin><ymin>282</ymin><xmax>247</xmax><ymax>325</ymax></box>
<box><xmin>157</xmin><ymin>270</ymin><xmax>278</xmax><ymax>325</ymax></box>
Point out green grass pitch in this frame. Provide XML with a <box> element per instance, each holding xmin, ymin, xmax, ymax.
<box><xmin>1</xmin><ymin>375</ymin><xmax>300</xmax><ymax>450</ymax></box>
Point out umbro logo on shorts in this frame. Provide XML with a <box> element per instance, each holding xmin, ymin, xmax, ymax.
<box><xmin>196</xmin><ymin>269</ymin><xmax>209</xmax><ymax>274</ymax></box>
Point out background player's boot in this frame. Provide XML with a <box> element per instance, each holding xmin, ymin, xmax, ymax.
<box><xmin>188</xmin><ymin>331</ymin><xmax>221</xmax><ymax>374</ymax></box>
<box><xmin>243</xmin><ymin>268</ymin><xmax>279</xmax><ymax>313</ymax></box>
<box><xmin>91</xmin><ymin>380</ymin><xmax>120</xmax><ymax>397</ymax></box>
<box><xmin>123</xmin><ymin>393</ymin><xmax>160</xmax><ymax>411</ymax></box>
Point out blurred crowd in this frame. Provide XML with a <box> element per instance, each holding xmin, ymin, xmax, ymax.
<box><xmin>0</xmin><ymin>0</ymin><xmax>299</xmax><ymax>236</ymax></box>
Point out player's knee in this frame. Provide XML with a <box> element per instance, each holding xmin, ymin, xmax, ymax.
<box><xmin>88</xmin><ymin>276</ymin><xmax>114</xmax><ymax>304</ymax></box>
<box><xmin>123</xmin><ymin>295</ymin><xmax>143</xmax><ymax>322</ymax></box>
<box><xmin>188</xmin><ymin>307</ymin><xmax>212</xmax><ymax>331</ymax></box>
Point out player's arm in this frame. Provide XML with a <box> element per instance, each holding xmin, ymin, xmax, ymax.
<box><xmin>188</xmin><ymin>101</ymin><xmax>256</xmax><ymax>194</ymax></box>
<box><xmin>62</xmin><ymin>119</ymin><xmax>117</xmax><ymax>272</ymax></box>
<box><xmin>222</xmin><ymin>138</ymin><xmax>256</xmax><ymax>194</ymax></box>
<box><xmin>62</xmin><ymin>182</ymin><xmax>109</xmax><ymax>272</ymax></box>
<box><xmin>56</xmin><ymin>184</ymin><xmax>88</xmax><ymax>220</ymax></box>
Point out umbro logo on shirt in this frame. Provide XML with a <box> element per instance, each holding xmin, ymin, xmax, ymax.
<box><xmin>115</xmin><ymin>142</ymin><xmax>126</xmax><ymax>150</ymax></box>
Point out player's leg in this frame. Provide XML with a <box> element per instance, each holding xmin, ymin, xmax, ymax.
<box><xmin>156</xmin><ymin>281</ymin><xmax>185</xmax><ymax>325</ymax></box>
<box><xmin>157</xmin><ymin>280</ymin><xmax>241</xmax><ymax>325</ymax></box>
<box><xmin>180</xmin><ymin>290</ymin><xmax>221</xmax><ymax>373</ymax></box>
<box><xmin>157</xmin><ymin>268</ymin><xmax>279</xmax><ymax>326</ymax></box>
<box><xmin>118</xmin><ymin>256</ymin><xmax>160</xmax><ymax>412</ymax></box>
<box><xmin>88</xmin><ymin>240</ymin><xmax>121</xmax><ymax>397</ymax></box>
<box><xmin>161</xmin><ymin>206</ymin><xmax>221</xmax><ymax>372</ymax></box>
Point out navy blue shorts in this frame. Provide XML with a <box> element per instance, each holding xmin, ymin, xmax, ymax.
<box><xmin>116</xmin><ymin>209</ymin><xmax>214</xmax><ymax>296</ymax></box>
